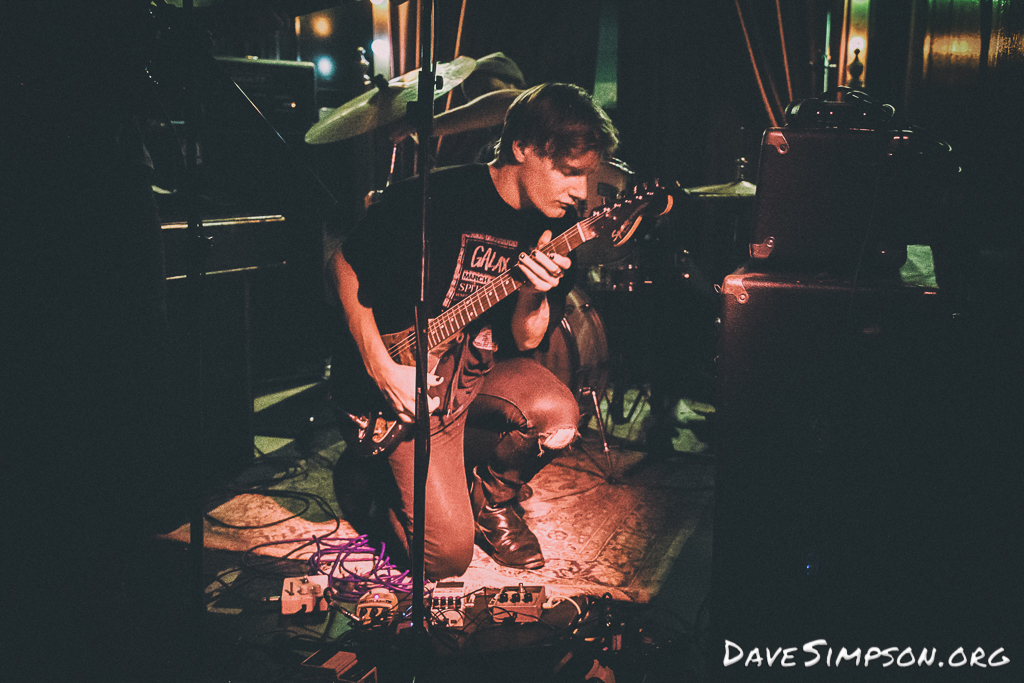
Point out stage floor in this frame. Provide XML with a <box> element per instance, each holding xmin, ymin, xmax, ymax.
<box><xmin>145</xmin><ymin>379</ymin><xmax>718</xmax><ymax>682</ymax></box>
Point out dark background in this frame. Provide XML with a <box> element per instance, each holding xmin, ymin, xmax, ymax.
<box><xmin>273</xmin><ymin>0</ymin><xmax>1024</xmax><ymax>254</ymax></box>
<box><xmin>5</xmin><ymin>1</ymin><xmax>1021</xmax><ymax>680</ymax></box>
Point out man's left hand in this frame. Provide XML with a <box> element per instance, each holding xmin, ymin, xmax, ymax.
<box><xmin>519</xmin><ymin>230</ymin><xmax>570</xmax><ymax>293</ymax></box>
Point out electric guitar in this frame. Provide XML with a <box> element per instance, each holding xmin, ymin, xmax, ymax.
<box><xmin>338</xmin><ymin>183</ymin><xmax>673</xmax><ymax>458</ymax></box>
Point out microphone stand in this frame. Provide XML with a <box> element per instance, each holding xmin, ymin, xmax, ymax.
<box><xmin>410</xmin><ymin>0</ymin><xmax>436</xmax><ymax>636</ymax></box>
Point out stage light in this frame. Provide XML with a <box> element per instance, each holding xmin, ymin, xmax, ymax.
<box><xmin>849</xmin><ymin>35</ymin><xmax>865</xmax><ymax>53</ymax></box>
<box><xmin>317</xmin><ymin>57</ymin><xmax>335</xmax><ymax>78</ymax></box>
<box><xmin>370</xmin><ymin>0</ymin><xmax>390</xmax><ymax>78</ymax></box>
<box><xmin>371</xmin><ymin>38</ymin><xmax>389</xmax><ymax>57</ymax></box>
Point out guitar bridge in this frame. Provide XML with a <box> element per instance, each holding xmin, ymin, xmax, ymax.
<box><xmin>372</xmin><ymin>416</ymin><xmax>395</xmax><ymax>443</ymax></box>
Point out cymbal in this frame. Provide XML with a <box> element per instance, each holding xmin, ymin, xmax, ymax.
<box><xmin>683</xmin><ymin>179</ymin><xmax>756</xmax><ymax>198</ymax></box>
<box><xmin>305</xmin><ymin>56</ymin><xmax>477</xmax><ymax>144</ymax></box>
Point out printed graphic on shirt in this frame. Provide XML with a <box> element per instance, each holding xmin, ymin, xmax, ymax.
<box><xmin>472</xmin><ymin>326</ymin><xmax>495</xmax><ymax>351</ymax></box>
<box><xmin>442</xmin><ymin>232</ymin><xmax>520</xmax><ymax>310</ymax></box>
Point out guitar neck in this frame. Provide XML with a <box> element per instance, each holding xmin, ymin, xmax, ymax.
<box><xmin>426</xmin><ymin>224</ymin><xmax>586</xmax><ymax>349</ymax></box>
<box><xmin>383</xmin><ymin>182</ymin><xmax>667</xmax><ymax>358</ymax></box>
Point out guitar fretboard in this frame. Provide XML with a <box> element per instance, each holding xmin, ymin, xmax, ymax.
<box><xmin>426</xmin><ymin>226</ymin><xmax>585</xmax><ymax>348</ymax></box>
<box><xmin>381</xmin><ymin>184</ymin><xmax>664</xmax><ymax>361</ymax></box>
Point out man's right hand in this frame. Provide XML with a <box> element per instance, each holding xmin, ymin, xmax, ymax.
<box><xmin>372</xmin><ymin>359</ymin><xmax>442</xmax><ymax>423</ymax></box>
<box><xmin>330</xmin><ymin>249</ymin><xmax>442</xmax><ymax>424</ymax></box>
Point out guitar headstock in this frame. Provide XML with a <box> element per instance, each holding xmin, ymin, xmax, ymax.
<box><xmin>582</xmin><ymin>180</ymin><xmax>674</xmax><ymax>248</ymax></box>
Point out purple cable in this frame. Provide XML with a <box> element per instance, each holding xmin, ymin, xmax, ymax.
<box><xmin>305</xmin><ymin>534</ymin><xmax>413</xmax><ymax>602</ymax></box>
<box><xmin>246</xmin><ymin>534</ymin><xmax>415</xmax><ymax>603</ymax></box>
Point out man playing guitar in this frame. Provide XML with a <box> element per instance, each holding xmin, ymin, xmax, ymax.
<box><xmin>328</xmin><ymin>83</ymin><xmax>619</xmax><ymax>579</ymax></box>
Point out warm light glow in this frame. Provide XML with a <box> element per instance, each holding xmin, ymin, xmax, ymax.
<box><xmin>371</xmin><ymin>38</ymin><xmax>390</xmax><ymax>57</ymax></box>
<box><xmin>317</xmin><ymin>57</ymin><xmax>335</xmax><ymax>77</ymax></box>
<box><xmin>370</xmin><ymin>0</ymin><xmax>391</xmax><ymax>79</ymax></box>
<box><xmin>951</xmin><ymin>38</ymin><xmax>975</xmax><ymax>54</ymax></box>
<box><xmin>840</xmin><ymin>0</ymin><xmax>870</xmax><ymax>87</ymax></box>
<box><xmin>312</xmin><ymin>16</ymin><xmax>332</xmax><ymax>37</ymax></box>
<box><xmin>371</xmin><ymin>0</ymin><xmax>387</xmax><ymax>5</ymax></box>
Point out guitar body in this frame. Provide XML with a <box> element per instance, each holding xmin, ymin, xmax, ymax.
<box><xmin>341</xmin><ymin>410</ymin><xmax>411</xmax><ymax>459</ymax></box>
<box><xmin>339</xmin><ymin>328</ymin><xmax>448</xmax><ymax>459</ymax></box>
<box><xmin>335</xmin><ymin>183</ymin><xmax>672</xmax><ymax>459</ymax></box>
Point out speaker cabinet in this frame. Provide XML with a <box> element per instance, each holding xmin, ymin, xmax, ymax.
<box><xmin>165</xmin><ymin>272</ymin><xmax>254</xmax><ymax>488</ymax></box>
<box><xmin>709</xmin><ymin>268</ymin><xmax>962</xmax><ymax>670</ymax></box>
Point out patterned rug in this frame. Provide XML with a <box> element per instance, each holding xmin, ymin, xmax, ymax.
<box><xmin>159</xmin><ymin>385</ymin><xmax>714</xmax><ymax>603</ymax></box>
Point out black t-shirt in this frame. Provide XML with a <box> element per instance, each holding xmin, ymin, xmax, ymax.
<box><xmin>330</xmin><ymin>163</ymin><xmax>576</xmax><ymax>423</ymax></box>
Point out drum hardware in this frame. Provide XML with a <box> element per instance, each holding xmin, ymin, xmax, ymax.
<box><xmin>581</xmin><ymin>387</ymin><xmax>611</xmax><ymax>455</ymax></box>
<box><xmin>364</xmin><ymin>142</ymin><xmax>400</xmax><ymax>209</ymax></box>
<box><xmin>677</xmin><ymin>158</ymin><xmax>759</xmax><ymax>289</ymax></box>
<box><xmin>304</xmin><ymin>56</ymin><xmax>477</xmax><ymax>144</ymax></box>
<box><xmin>586</xmin><ymin>261</ymin><xmax>650</xmax><ymax>293</ymax></box>
<box><xmin>682</xmin><ymin>158</ymin><xmax>757</xmax><ymax>199</ymax></box>
<box><xmin>530</xmin><ymin>287</ymin><xmax>654</xmax><ymax>479</ymax></box>
<box><xmin>530</xmin><ymin>287</ymin><xmax>612</xmax><ymax>448</ymax></box>
<box><xmin>531</xmin><ymin>287</ymin><xmax>610</xmax><ymax>404</ymax></box>
<box><xmin>607</xmin><ymin>381</ymin><xmax>651</xmax><ymax>427</ymax></box>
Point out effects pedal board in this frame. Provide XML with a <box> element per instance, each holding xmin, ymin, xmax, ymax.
<box><xmin>489</xmin><ymin>584</ymin><xmax>546</xmax><ymax>623</ymax></box>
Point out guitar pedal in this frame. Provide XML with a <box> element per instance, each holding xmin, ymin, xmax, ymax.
<box><xmin>431</xmin><ymin>581</ymin><xmax>473</xmax><ymax>628</ymax></box>
<box><xmin>280</xmin><ymin>575</ymin><xmax>330</xmax><ymax>615</ymax></box>
<box><xmin>355</xmin><ymin>588</ymin><xmax>398</xmax><ymax>627</ymax></box>
<box><xmin>489</xmin><ymin>584</ymin><xmax>546</xmax><ymax>623</ymax></box>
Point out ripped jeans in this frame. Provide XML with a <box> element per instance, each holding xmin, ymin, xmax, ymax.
<box><xmin>464</xmin><ymin>357</ymin><xmax>580</xmax><ymax>503</ymax></box>
<box><xmin>334</xmin><ymin>356</ymin><xmax>579</xmax><ymax>580</ymax></box>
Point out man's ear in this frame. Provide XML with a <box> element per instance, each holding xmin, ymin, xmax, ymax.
<box><xmin>512</xmin><ymin>140</ymin><xmax>529</xmax><ymax>164</ymax></box>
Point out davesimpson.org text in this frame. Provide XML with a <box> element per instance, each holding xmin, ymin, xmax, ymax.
<box><xmin>724</xmin><ymin>640</ymin><xmax>1010</xmax><ymax>669</ymax></box>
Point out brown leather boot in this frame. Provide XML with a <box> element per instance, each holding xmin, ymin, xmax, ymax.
<box><xmin>471</xmin><ymin>467</ymin><xmax>545</xmax><ymax>570</ymax></box>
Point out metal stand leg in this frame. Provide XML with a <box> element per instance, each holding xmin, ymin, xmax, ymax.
<box><xmin>582</xmin><ymin>387</ymin><xmax>610</xmax><ymax>454</ymax></box>
<box><xmin>582</xmin><ymin>387</ymin><xmax>618</xmax><ymax>481</ymax></box>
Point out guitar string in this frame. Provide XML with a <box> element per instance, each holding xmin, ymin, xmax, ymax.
<box><xmin>384</xmin><ymin>231</ymin><xmax>574</xmax><ymax>357</ymax></box>
<box><xmin>383</xmin><ymin>193</ymin><xmax>650</xmax><ymax>357</ymax></box>
<box><xmin>383</xmin><ymin>191</ymin><xmax>653</xmax><ymax>358</ymax></box>
<box><xmin>412</xmin><ymin>200</ymin><xmax>619</xmax><ymax>339</ymax></box>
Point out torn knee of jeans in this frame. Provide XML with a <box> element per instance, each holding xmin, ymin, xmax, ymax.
<box><xmin>538</xmin><ymin>427</ymin><xmax>577</xmax><ymax>451</ymax></box>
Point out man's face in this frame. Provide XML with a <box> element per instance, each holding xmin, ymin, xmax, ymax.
<box><xmin>514</xmin><ymin>142</ymin><xmax>602</xmax><ymax>218</ymax></box>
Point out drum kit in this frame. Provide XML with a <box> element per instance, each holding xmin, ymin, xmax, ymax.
<box><xmin>306</xmin><ymin>58</ymin><xmax>756</xmax><ymax>420</ymax></box>
<box><xmin>305</xmin><ymin>56</ymin><xmax>477</xmax><ymax>144</ymax></box>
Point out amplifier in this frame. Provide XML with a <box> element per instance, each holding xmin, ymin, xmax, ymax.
<box><xmin>161</xmin><ymin>213</ymin><xmax>326</xmax><ymax>384</ymax></box>
<box><xmin>161</xmin><ymin>214</ymin><xmax>291</xmax><ymax>278</ymax></box>
<box><xmin>190</xmin><ymin>59</ymin><xmax>318</xmax><ymax>214</ymax></box>
<box><xmin>750</xmin><ymin>126</ymin><xmax>913</xmax><ymax>273</ymax></box>
<box><xmin>212</xmin><ymin>57</ymin><xmax>317</xmax><ymax>138</ymax></box>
